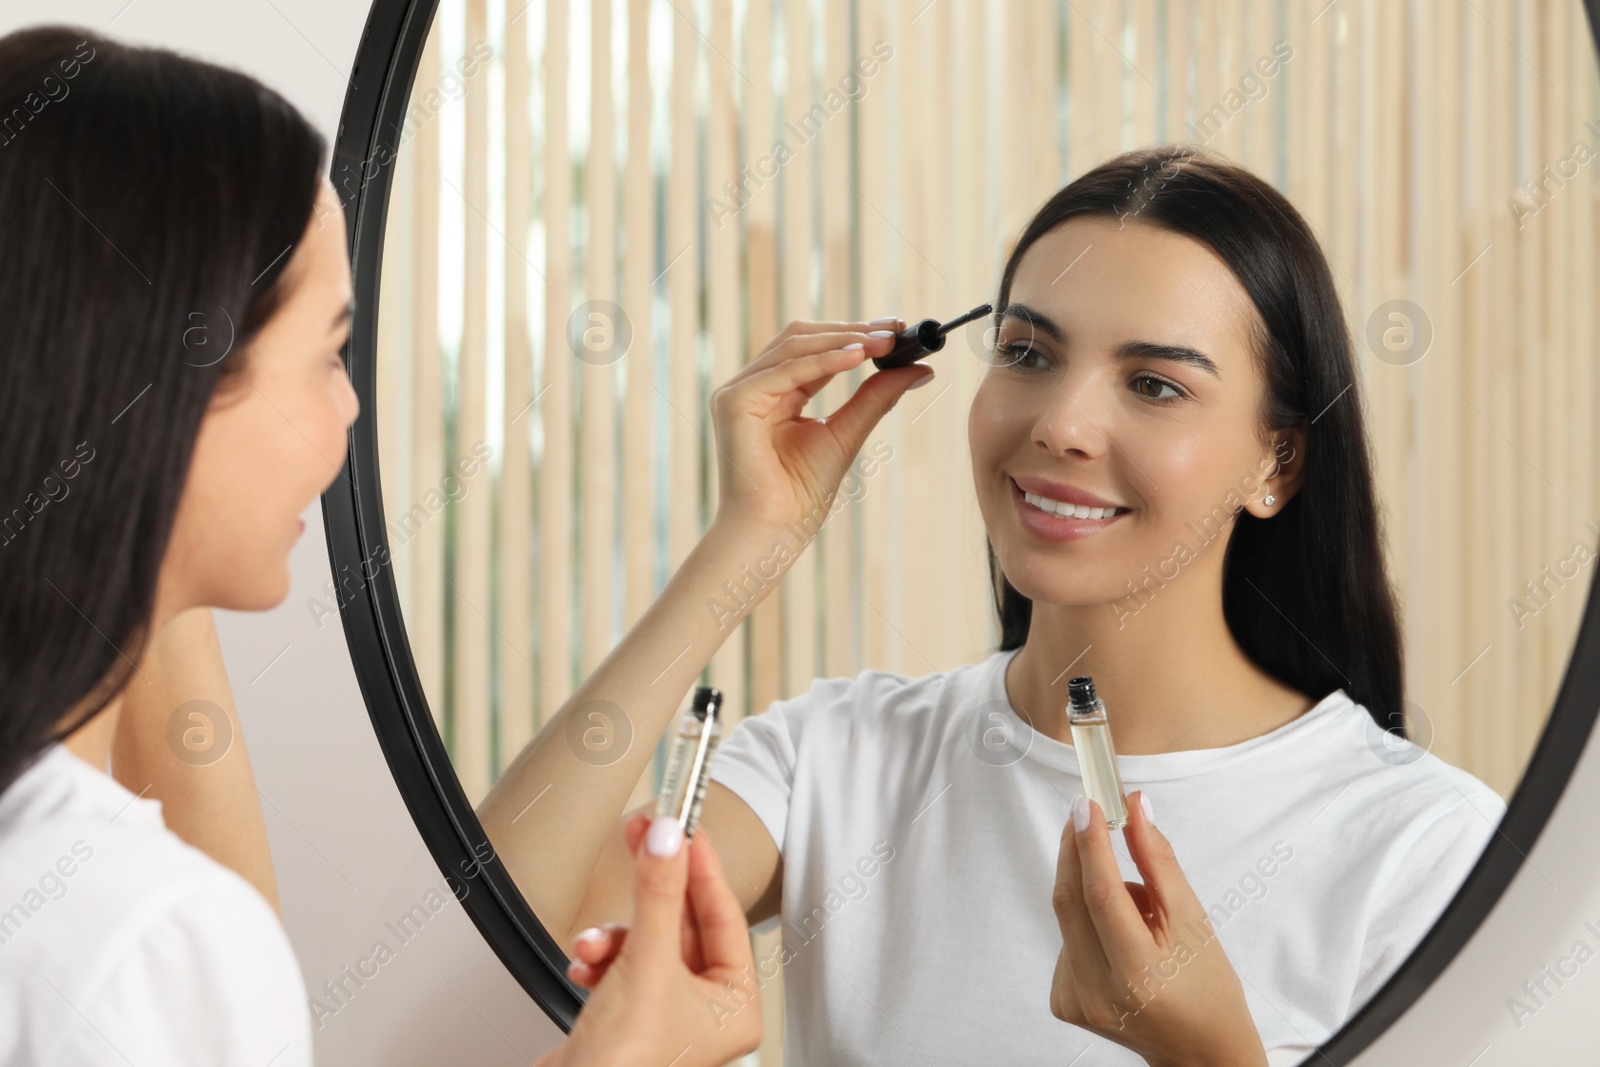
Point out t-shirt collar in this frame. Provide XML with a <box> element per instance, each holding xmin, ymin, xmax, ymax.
<box><xmin>984</xmin><ymin>646</ymin><xmax>1354</xmax><ymax>782</ymax></box>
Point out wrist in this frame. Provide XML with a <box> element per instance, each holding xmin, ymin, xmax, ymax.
<box><xmin>686</xmin><ymin>517</ymin><xmax>806</xmax><ymax>625</ymax></box>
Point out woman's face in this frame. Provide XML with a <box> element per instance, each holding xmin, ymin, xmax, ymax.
<box><xmin>163</xmin><ymin>180</ymin><xmax>359</xmax><ymax>613</ymax></box>
<box><xmin>968</xmin><ymin>215</ymin><xmax>1297</xmax><ymax>612</ymax></box>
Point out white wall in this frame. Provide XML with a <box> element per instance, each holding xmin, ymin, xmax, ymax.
<box><xmin>7</xmin><ymin>2</ymin><xmax>1599</xmax><ymax>1063</ymax></box>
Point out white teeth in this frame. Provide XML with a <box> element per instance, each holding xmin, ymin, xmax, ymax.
<box><xmin>1022</xmin><ymin>490</ymin><xmax>1123</xmax><ymax>520</ymax></box>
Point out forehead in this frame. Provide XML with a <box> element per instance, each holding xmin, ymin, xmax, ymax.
<box><xmin>277</xmin><ymin>185</ymin><xmax>352</xmax><ymax>312</ymax></box>
<box><xmin>1006</xmin><ymin>217</ymin><xmax>1259</xmax><ymax>361</ymax></box>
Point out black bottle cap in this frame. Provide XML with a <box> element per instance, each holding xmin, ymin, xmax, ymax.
<box><xmin>1066</xmin><ymin>676</ymin><xmax>1098</xmax><ymax>711</ymax></box>
<box><xmin>690</xmin><ymin>686</ymin><xmax>722</xmax><ymax>721</ymax></box>
<box><xmin>871</xmin><ymin>303</ymin><xmax>993</xmax><ymax>370</ymax></box>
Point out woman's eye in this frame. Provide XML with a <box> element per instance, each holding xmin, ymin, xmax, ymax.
<box><xmin>1132</xmin><ymin>373</ymin><xmax>1185</xmax><ymax>402</ymax></box>
<box><xmin>998</xmin><ymin>342</ymin><xmax>1048</xmax><ymax>370</ymax></box>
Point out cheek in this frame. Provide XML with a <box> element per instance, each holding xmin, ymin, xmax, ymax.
<box><xmin>968</xmin><ymin>380</ymin><xmax>1023</xmax><ymax>465</ymax></box>
<box><xmin>1123</xmin><ymin>416</ymin><xmax>1256</xmax><ymax>526</ymax></box>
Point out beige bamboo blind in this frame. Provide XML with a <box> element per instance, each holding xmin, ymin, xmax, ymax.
<box><xmin>375</xmin><ymin>2</ymin><xmax>1599</xmax><ymax>1059</ymax></box>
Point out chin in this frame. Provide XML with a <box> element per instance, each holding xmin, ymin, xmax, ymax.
<box><xmin>995</xmin><ymin>558</ymin><xmax>1093</xmax><ymax>606</ymax></box>
<box><xmin>213</xmin><ymin>569</ymin><xmax>293</xmax><ymax>613</ymax></box>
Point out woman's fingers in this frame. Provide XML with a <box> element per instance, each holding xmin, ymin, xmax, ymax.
<box><xmin>1052</xmin><ymin>798</ymin><xmax>1116</xmax><ymax>991</ymax></box>
<box><xmin>683</xmin><ymin>828</ymin><xmax>755</xmax><ymax>975</ymax></box>
<box><xmin>1124</xmin><ymin>880</ymin><xmax>1157</xmax><ymax>924</ymax></box>
<box><xmin>1071</xmin><ymin>795</ymin><xmax>1154</xmax><ymax>975</ymax></box>
<box><xmin>1121</xmin><ymin>789</ymin><xmax>1188</xmax><ymax>931</ymax></box>
<box><xmin>729</xmin><ymin>325</ymin><xmax>903</xmax><ymax>394</ymax></box>
<box><xmin>815</xmin><ymin>362</ymin><xmax>936</xmax><ymax>455</ymax></box>
<box><xmin>751</xmin><ymin>318</ymin><xmax>904</xmax><ymax>364</ymax></box>
<box><xmin>732</xmin><ymin>344</ymin><xmax>875</xmax><ymax>415</ymax></box>
<box><xmin>624</xmin><ymin>813</ymin><xmax>691</xmax><ymax>969</ymax></box>
<box><xmin>621</xmin><ymin>809</ymin><xmax>652</xmax><ymax>850</ymax></box>
<box><xmin>565</xmin><ymin>957</ymin><xmax>613</xmax><ymax>990</ymax></box>
<box><xmin>722</xmin><ymin>330</ymin><xmax>897</xmax><ymax>402</ymax></box>
<box><xmin>570</xmin><ymin>922</ymin><xmax>627</xmax><ymax>965</ymax></box>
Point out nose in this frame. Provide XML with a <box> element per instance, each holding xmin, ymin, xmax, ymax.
<box><xmin>1030</xmin><ymin>366</ymin><xmax>1110</xmax><ymax>459</ymax></box>
<box><xmin>342</xmin><ymin>366</ymin><xmax>361</xmax><ymax>429</ymax></box>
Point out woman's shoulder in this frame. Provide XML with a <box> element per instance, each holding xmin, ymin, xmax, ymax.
<box><xmin>757</xmin><ymin>650</ymin><xmax>1001</xmax><ymax>731</ymax></box>
<box><xmin>1308</xmin><ymin>691</ymin><xmax>1508</xmax><ymax>841</ymax></box>
<box><xmin>0</xmin><ymin>747</ymin><xmax>308</xmax><ymax>1065</ymax></box>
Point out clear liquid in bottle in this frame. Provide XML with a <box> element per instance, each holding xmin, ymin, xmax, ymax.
<box><xmin>655</xmin><ymin>686</ymin><xmax>723</xmax><ymax>837</ymax></box>
<box><xmin>1066</xmin><ymin>676</ymin><xmax>1129</xmax><ymax>829</ymax></box>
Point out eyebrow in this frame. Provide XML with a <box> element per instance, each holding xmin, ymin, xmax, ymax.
<box><xmin>998</xmin><ymin>301</ymin><xmax>1221</xmax><ymax>378</ymax></box>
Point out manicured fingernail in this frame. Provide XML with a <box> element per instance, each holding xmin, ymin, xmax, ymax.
<box><xmin>869</xmin><ymin>316</ymin><xmax>899</xmax><ymax>326</ymax></box>
<box><xmin>574</xmin><ymin>926</ymin><xmax>604</xmax><ymax>944</ymax></box>
<box><xmin>867</xmin><ymin>330</ymin><xmax>896</xmax><ymax>338</ymax></box>
<box><xmin>647</xmin><ymin>816</ymin><xmax>683</xmax><ymax>857</ymax></box>
<box><xmin>843</xmin><ymin>342</ymin><xmax>864</xmax><ymax>351</ymax></box>
<box><xmin>1072</xmin><ymin>792</ymin><xmax>1090</xmax><ymax>832</ymax></box>
<box><xmin>907</xmin><ymin>371</ymin><xmax>934</xmax><ymax>390</ymax></box>
<box><xmin>1140</xmin><ymin>792</ymin><xmax>1154</xmax><ymax>824</ymax></box>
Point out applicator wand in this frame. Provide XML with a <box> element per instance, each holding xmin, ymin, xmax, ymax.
<box><xmin>871</xmin><ymin>302</ymin><xmax>994</xmax><ymax>370</ymax></box>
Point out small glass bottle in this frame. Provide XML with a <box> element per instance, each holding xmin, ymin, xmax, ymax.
<box><xmin>1067</xmin><ymin>676</ymin><xmax>1129</xmax><ymax>830</ymax></box>
<box><xmin>655</xmin><ymin>686</ymin><xmax>723</xmax><ymax>838</ymax></box>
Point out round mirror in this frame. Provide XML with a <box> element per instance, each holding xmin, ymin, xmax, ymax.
<box><xmin>326</xmin><ymin>0</ymin><xmax>1600</xmax><ymax>1062</ymax></box>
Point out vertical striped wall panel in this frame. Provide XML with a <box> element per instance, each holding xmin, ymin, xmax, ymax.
<box><xmin>376</xmin><ymin>13</ymin><xmax>1600</xmax><ymax>1055</ymax></box>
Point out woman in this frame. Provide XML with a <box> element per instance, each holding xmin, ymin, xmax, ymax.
<box><xmin>0</xmin><ymin>25</ymin><xmax>758</xmax><ymax>1067</ymax></box>
<box><xmin>482</xmin><ymin>145</ymin><xmax>1507</xmax><ymax>1065</ymax></box>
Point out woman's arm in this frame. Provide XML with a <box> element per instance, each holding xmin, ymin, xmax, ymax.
<box><xmin>110</xmin><ymin>606</ymin><xmax>281</xmax><ymax>912</ymax></box>
<box><xmin>479</xmin><ymin>321</ymin><xmax>926</xmax><ymax>947</ymax></box>
<box><xmin>478</xmin><ymin>515</ymin><xmax>790</xmax><ymax>946</ymax></box>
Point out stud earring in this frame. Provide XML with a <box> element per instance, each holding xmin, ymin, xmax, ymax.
<box><xmin>1263</xmin><ymin>494</ymin><xmax>1276</xmax><ymax>506</ymax></box>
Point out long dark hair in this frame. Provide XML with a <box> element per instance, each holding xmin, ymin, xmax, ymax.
<box><xmin>987</xmin><ymin>145</ymin><xmax>1405</xmax><ymax>736</ymax></box>
<box><xmin>0</xmin><ymin>26</ymin><xmax>326</xmax><ymax>792</ymax></box>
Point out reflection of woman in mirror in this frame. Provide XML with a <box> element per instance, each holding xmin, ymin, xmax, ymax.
<box><xmin>0</xmin><ymin>26</ymin><xmax>758</xmax><ymax>1067</ymax></box>
<box><xmin>482</xmin><ymin>145</ymin><xmax>1506</xmax><ymax>1065</ymax></box>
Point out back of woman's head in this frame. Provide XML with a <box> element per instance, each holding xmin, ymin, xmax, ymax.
<box><xmin>988</xmin><ymin>145</ymin><xmax>1405</xmax><ymax>735</ymax></box>
<box><xmin>0</xmin><ymin>26</ymin><xmax>326</xmax><ymax>792</ymax></box>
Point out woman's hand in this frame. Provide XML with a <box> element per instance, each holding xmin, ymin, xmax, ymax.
<box><xmin>709</xmin><ymin>318</ymin><xmax>933</xmax><ymax>533</ymax></box>
<box><xmin>1050</xmin><ymin>791</ymin><xmax>1269</xmax><ymax>1067</ymax></box>
<box><xmin>533</xmin><ymin>812</ymin><xmax>762</xmax><ymax>1067</ymax></box>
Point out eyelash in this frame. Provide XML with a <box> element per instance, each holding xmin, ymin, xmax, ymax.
<box><xmin>997</xmin><ymin>342</ymin><xmax>1189</xmax><ymax>404</ymax></box>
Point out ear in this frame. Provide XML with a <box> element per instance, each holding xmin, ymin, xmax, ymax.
<box><xmin>1245</xmin><ymin>422</ymin><xmax>1306</xmax><ymax>518</ymax></box>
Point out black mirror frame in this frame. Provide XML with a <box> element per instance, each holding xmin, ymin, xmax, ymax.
<box><xmin>324</xmin><ymin>0</ymin><xmax>1600</xmax><ymax>1054</ymax></box>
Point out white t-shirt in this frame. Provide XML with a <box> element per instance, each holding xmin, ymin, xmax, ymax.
<box><xmin>0</xmin><ymin>744</ymin><xmax>313</xmax><ymax>1067</ymax></box>
<box><xmin>708</xmin><ymin>646</ymin><xmax>1507</xmax><ymax>1066</ymax></box>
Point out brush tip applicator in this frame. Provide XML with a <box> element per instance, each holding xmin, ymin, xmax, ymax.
<box><xmin>871</xmin><ymin>302</ymin><xmax>994</xmax><ymax>371</ymax></box>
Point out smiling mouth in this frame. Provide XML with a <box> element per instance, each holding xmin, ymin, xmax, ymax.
<box><xmin>1010</xmin><ymin>478</ymin><xmax>1131</xmax><ymax>521</ymax></box>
